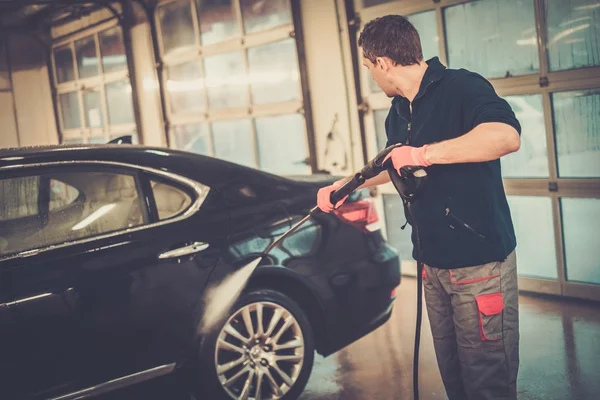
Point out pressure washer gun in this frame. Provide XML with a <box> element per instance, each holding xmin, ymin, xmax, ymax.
<box><xmin>326</xmin><ymin>143</ymin><xmax>428</xmax><ymax>208</ymax></box>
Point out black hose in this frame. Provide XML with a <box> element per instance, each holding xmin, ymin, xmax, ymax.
<box><xmin>407</xmin><ymin>201</ymin><xmax>423</xmax><ymax>400</ymax></box>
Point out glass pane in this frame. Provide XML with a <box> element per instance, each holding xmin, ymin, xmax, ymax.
<box><xmin>362</xmin><ymin>0</ymin><xmax>395</xmax><ymax>6</ymax></box>
<box><xmin>88</xmin><ymin>136</ymin><xmax>106</xmax><ymax>144</ymax></box>
<box><xmin>46</xmin><ymin>172</ymin><xmax>144</xmax><ymax>242</ymax></box>
<box><xmin>151</xmin><ymin>179</ymin><xmax>192</xmax><ymax>221</ymax></box>
<box><xmin>256</xmin><ymin>114</ymin><xmax>309</xmax><ymax>175</ymax></box>
<box><xmin>501</xmin><ymin>95</ymin><xmax>549</xmax><ymax>178</ymax></box>
<box><xmin>382</xmin><ymin>194</ymin><xmax>415</xmax><ymax>263</ymax></box>
<box><xmin>552</xmin><ymin>89</ymin><xmax>600</xmax><ymax>178</ymax></box>
<box><xmin>240</xmin><ymin>0</ymin><xmax>292</xmax><ymax>34</ymax></box>
<box><xmin>159</xmin><ymin>0</ymin><xmax>196</xmax><ymax>55</ymax></box>
<box><xmin>374</xmin><ymin>109</ymin><xmax>388</xmax><ymax>151</ymax></box>
<box><xmin>75</xmin><ymin>36</ymin><xmax>99</xmax><ymax>79</ymax></box>
<box><xmin>54</xmin><ymin>46</ymin><xmax>75</xmax><ymax>83</ymax></box>
<box><xmin>0</xmin><ymin>38</ymin><xmax>10</xmax><ymax>89</ymax></box>
<box><xmin>204</xmin><ymin>51</ymin><xmax>249</xmax><ymax>109</ymax></box>
<box><xmin>59</xmin><ymin>92</ymin><xmax>81</xmax><ymax>130</ymax></box>
<box><xmin>197</xmin><ymin>0</ymin><xmax>239</xmax><ymax>45</ymax></box>
<box><xmin>507</xmin><ymin>196</ymin><xmax>557</xmax><ymax>279</ymax></box>
<box><xmin>444</xmin><ymin>0</ymin><xmax>539</xmax><ymax>78</ymax></box>
<box><xmin>0</xmin><ymin>176</ymin><xmax>40</xmax><ymax>222</ymax></box>
<box><xmin>562</xmin><ymin>198</ymin><xmax>600</xmax><ymax>285</ymax></box>
<box><xmin>63</xmin><ymin>137</ymin><xmax>84</xmax><ymax>145</ymax></box>
<box><xmin>172</xmin><ymin>123</ymin><xmax>211</xmax><ymax>155</ymax></box>
<box><xmin>247</xmin><ymin>39</ymin><xmax>299</xmax><ymax>105</ymax></box>
<box><xmin>546</xmin><ymin>0</ymin><xmax>600</xmax><ymax>71</ymax></box>
<box><xmin>106</xmin><ymin>80</ymin><xmax>135</xmax><ymax>125</ymax></box>
<box><xmin>212</xmin><ymin>119</ymin><xmax>255</xmax><ymax>168</ymax></box>
<box><xmin>167</xmin><ymin>60</ymin><xmax>206</xmax><ymax>113</ymax></box>
<box><xmin>99</xmin><ymin>26</ymin><xmax>127</xmax><ymax>73</ymax></box>
<box><xmin>83</xmin><ymin>89</ymin><xmax>104</xmax><ymax>128</ymax></box>
<box><xmin>369</xmin><ymin>10</ymin><xmax>439</xmax><ymax>93</ymax></box>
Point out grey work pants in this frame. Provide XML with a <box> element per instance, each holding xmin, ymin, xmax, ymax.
<box><xmin>423</xmin><ymin>251</ymin><xmax>519</xmax><ymax>400</ymax></box>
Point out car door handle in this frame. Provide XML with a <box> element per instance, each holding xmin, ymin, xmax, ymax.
<box><xmin>158</xmin><ymin>242</ymin><xmax>209</xmax><ymax>259</ymax></box>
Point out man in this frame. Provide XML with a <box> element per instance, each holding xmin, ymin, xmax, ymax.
<box><xmin>317</xmin><ymin>15</ymin><xmax>521</xmax><ymax>400</ymax></box>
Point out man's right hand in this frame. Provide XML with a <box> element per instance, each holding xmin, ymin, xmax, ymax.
<box><xmin>317</xmin><ymin>179</ymin><xmax>348</xmax><ymax>213</ymax></box>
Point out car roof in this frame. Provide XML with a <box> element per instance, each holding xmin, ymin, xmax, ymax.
<box><xmin>0</xmin><ymin>143</ymin><xmax>323</xmax><ymax>190</ymax></box>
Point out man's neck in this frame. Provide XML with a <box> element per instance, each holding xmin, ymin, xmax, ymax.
<box><xmin>395</xmin><ymin>61</ymin><xmax>429</xmax><ymax>102</ymax></box>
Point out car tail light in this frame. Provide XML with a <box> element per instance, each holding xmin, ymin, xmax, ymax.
<box><xmin>333</xmin><ymin>198</ymin><xmax>380</xmax><ymax>233</ymax></box>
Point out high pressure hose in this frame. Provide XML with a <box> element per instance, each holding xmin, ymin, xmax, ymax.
<box><xmin>406</xmin><ymin>200</ymin><xmax>424</xmax><ymax>400</ymax></box>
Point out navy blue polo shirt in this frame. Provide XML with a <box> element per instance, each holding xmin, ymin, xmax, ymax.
<box><xmin>383</xmin><ymin>57</ymin><xmax>522</xmax><ymax>269</ymax></box>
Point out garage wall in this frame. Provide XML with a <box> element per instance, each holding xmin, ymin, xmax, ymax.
<box><xmin>0</xmin><ymin>35</ymin><xmax>19</xmax><ymax>148</ymax></box>
<box><xmin>0</xmin><ymin>32</ymin><xmax>57</xmax><ymax>149</ymax></box>
<box><xmin>298</xmin><ymin>0</ymin><xmax>362</xmax><ymax>175</ymax></box>
<box><xmin>8</xmin><ymin>34</ymin><xmax>58</xmax><ymax>147</ymax></box>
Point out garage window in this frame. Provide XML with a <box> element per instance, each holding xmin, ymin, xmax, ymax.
<box><xmin>51</xmin><ymin>24</ymin><xmax>137</xmax><ymax>145</ymax></box>
<box><xmin>0</xmin><ymin>170</ymin><xmax>147</xmax><ymax>257</ymax></box>
<box><xmin>157</xmin><ymin>0</ymin><xmax>311</xmax><ymax>176</ymax></box>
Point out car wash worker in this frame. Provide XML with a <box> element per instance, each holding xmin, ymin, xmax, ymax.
<box><xmin>317</xmin><ymin>15</ymin><xmax>521</xmax><ymax>400</ymax></box>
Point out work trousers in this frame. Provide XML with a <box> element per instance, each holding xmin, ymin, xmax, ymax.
<box><xmin>423</xmin><ymin>251</ymin><xmax>519</xmax><ymax>400</ymax></box>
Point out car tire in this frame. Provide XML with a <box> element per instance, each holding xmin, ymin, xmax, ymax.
<box><xmin>193</xmin><ymin>288</ymin><xmax>315</xmax><ymax>400</ymax></box>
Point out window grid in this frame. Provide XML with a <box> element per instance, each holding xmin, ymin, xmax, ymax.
<box><xmin>51</xmin><ymin>21</ymin><xmax>137</xmax><ymax>145</ymax></box>
<box><xmin>155</xmin><ymin>0</ymin><xmax>309</xmax><ymax>173</ymax></box>
<box><xmin>355</xmin><ymin>0</ymin><xmax>600</xmax><ymax>300</ymax></box>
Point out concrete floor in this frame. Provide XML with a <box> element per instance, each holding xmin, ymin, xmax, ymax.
<box><xmin>105</xmin><ymin>276</ymin><xmax>600</xmax><ymax>400</ymax></box>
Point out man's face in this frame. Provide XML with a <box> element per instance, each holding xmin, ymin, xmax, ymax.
<box><xmin>362</xmin><ymin>57</ymin><xmax>395</xmax><ymax>97</ymax></box>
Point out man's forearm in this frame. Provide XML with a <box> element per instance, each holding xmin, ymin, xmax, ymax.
<box><xmin>425</xmin><ymin>122</ymin><xmax>520</xmax><ymax>165</ymax></box>
<box><xmin>337</xmin><ymin>170</ymin><xmax>391</xmax><ymax>190</ymax></box>
<box><xmin>358</xmin><ymin>171</ymin><xmax>390</xmax><ymax>189</ymax></box>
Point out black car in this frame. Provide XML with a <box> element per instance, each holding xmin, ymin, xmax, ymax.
<box><xmin>0</xmin><ymin>142</ymin><xmax>400</xmax><ymax>400</ymax></box>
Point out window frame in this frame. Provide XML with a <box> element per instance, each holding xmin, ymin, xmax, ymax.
<box><xmin>50</xmin><ymin>19</ymin><xmax>137</xmax><ymax>145</ymax></box>
<box><xmin>353</xmin><ymin>0</ymin><xmax>600</xmax><ymax>302</ymax></box>
<box><xmin>154</xmin><ymin>0</ymin><xmax>314</xmax><ymax>174</ymax></box>
<box><xmin>0</xmin><ymin>160</ymin><xmax>210</xmax><ymax>261</ymax></box>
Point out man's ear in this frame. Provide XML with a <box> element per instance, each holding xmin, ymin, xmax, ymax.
<box><xmin>376</xmin><ymin>57</ymin><xmax>390</xmax><ymax>72</ymax></box>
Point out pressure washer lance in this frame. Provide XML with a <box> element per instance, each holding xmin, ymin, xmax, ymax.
<box><xmin>200</xmin><ymin>144</ymin><xmax>429</xmax><ymax>400</ymax></box>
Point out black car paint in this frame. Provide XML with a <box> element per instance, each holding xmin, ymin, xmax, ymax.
<box><xmin>0</xmin><ymin>145</ymin><xmax>400</xmax><ymax>399</ymax></box>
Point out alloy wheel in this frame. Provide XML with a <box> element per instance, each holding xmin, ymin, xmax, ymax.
<box><xmin>214</xmin><ymin>301</ymin><xmax>305</xmax><ymax>400</ymax></box>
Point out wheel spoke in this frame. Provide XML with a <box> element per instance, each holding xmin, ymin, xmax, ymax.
<box><xmin>217</xmin><ymin>356</ymin><xmax>246</xmax><ymax>375</ymax></box>
<box><xmin>271</xmin><ymin>363</ymin><xmax>294</xmax><ymax>387</ymax></box>
<box><xmin>240</xmin><ymin>368</ymin><xmax>255</xmax><ymax>400</ymax></box>
<box><xmin>224</xmin><ymin>324</ymin><xmax>249</xmax><ymax>344</ymax></box>
<box><xmin>224</xmin><ymin>365</ymin><xmax>250</xmax><ymax>387</ymax></box>
<box><xmin>272</xmin><ymin>316</ymin><xmax>293</xmax><ymax>344</ymax></box>
<box><xmin>255</xmin><ymin>370</ymin><xmax>264</xmax><ymax>400</ymax></box>
<box><xmin>265</xmin><ymin>308</ymin><xmax>283</xmax><ymax>337</ymax></box>
<box><xmin>242</xmin><ymin>307</ymin><xmax>254</xmax><ymax>338</ymax></box>
<box><xmin>218</xmin><ymin>339</ymin><xmax>245</xmax><ymax>355</ymax></box>
<box><xmin>256</xmin><ymin>303</ymin><xmax>264</xmax><ymax>336</ymax></box>
<box><xmin>274</xmin><ymin>338</ymin><xmax>303</xmax><ymax>351</ymax></box>
<box><xmin>264</xmin><ymin>368</ymin><xmax>283</xmax><ymax>396</ymax></box>
<box><xmin>274</xmin><ymin>354</ymin><xmax>303</xmax><ymax>363</ymax></box>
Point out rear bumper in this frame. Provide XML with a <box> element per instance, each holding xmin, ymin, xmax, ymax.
<box><xmin>318</xmin><ymin>244</ymin><xmax>400</xmax><ymax>356</ymax></box>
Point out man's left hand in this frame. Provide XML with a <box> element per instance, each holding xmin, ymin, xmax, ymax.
<box><xmin>383</xmin><ymin>144</ymin><xmax>432</xmax><ymax>172</ymax></box>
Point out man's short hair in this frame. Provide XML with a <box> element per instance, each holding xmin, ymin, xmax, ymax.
<box><xmin>358</xmin><ymin>15</ymin><xmax>424</xmax><ymax>66</ymax></box>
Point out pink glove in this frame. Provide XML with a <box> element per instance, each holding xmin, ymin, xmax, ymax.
<box><xmin>317</xmin><ymin>179</ymin><xmax>349</xmax><ymax>213</ymax></box>
<box><xmin>383</xmin><ymin>144</ymin><xmax>432</xmax><ymax>172</ymax></box>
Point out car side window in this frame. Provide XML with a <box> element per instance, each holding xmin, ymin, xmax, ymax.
<box><xmin>150</xmin><ymin>179</ymin><xmax>193</xmax><ymax>221</ymax></box>
<box><xmin>0</xmin><ymin>170</ymin><xmax>147</xmax><ymax>257</ymax></box>
<box><xmin>0</xmin><ymin>176</ymin><xmax>40</xmax><ymax>221</ymax></box>
<box><xmin>49</xmin><ymin>179</ymin><xmax>80</xmax><ymax>212</ymax></box>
